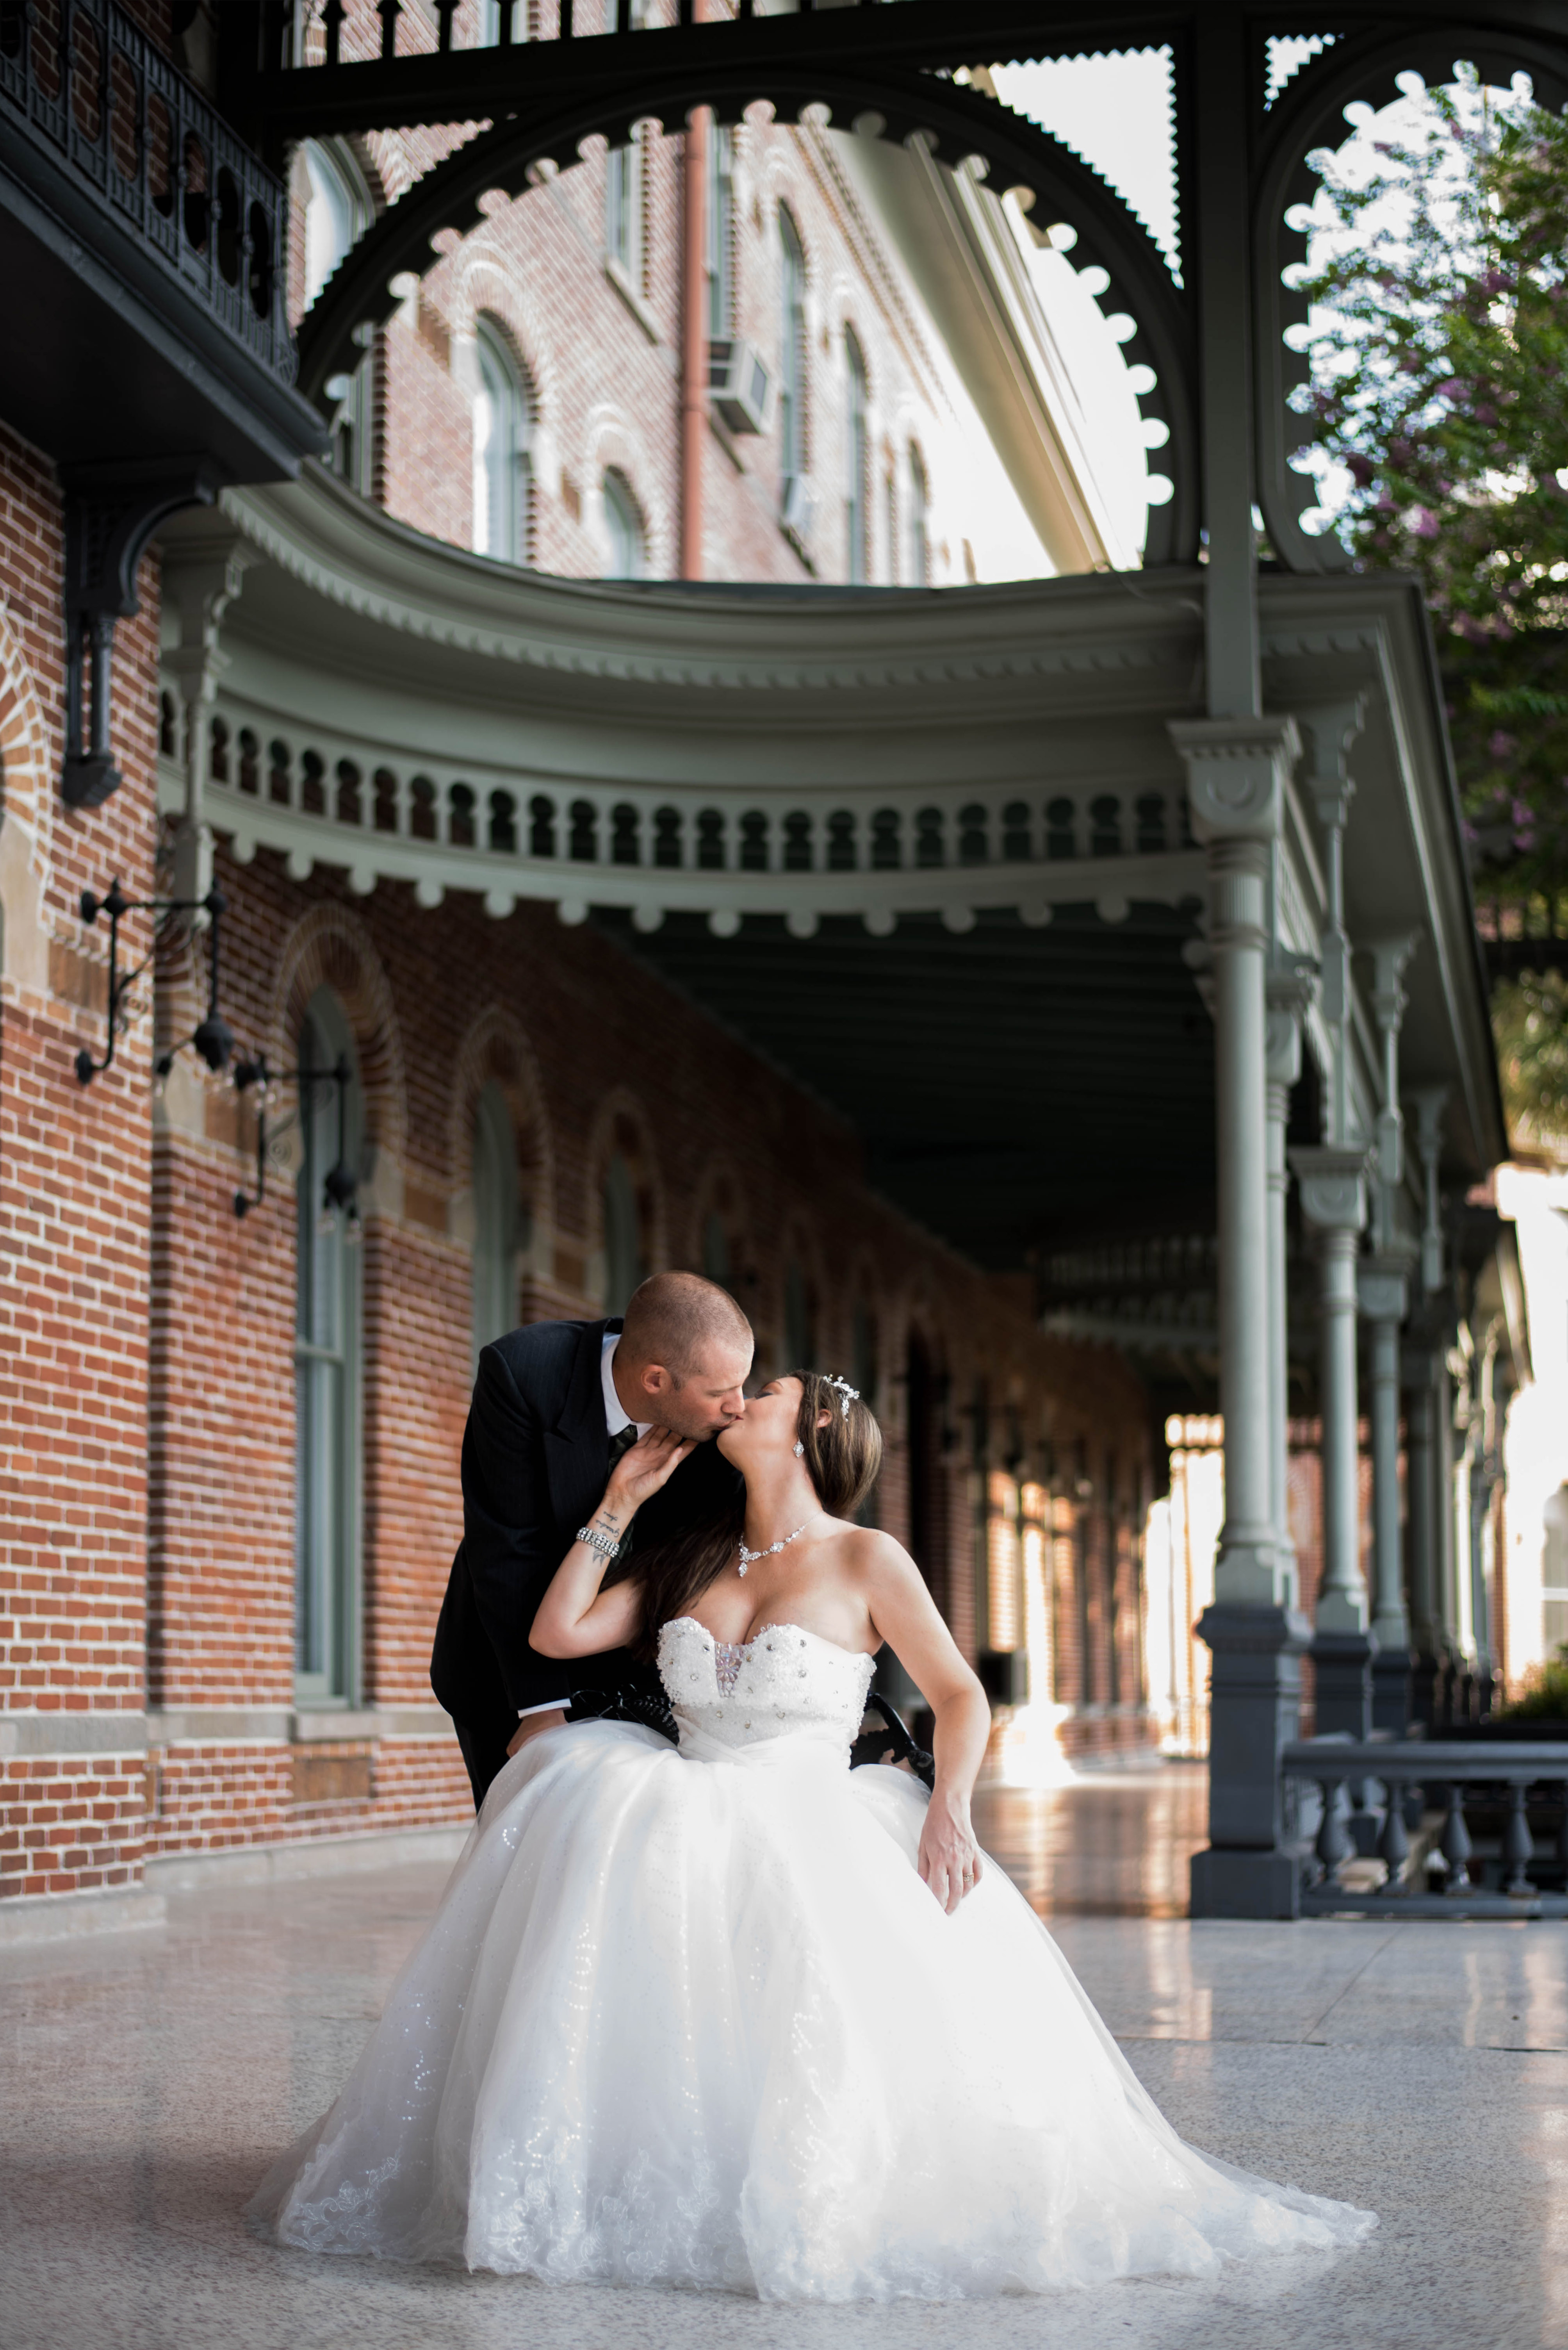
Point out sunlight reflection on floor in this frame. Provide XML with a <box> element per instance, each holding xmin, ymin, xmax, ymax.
<box><xmin>973</xmin><ymin>1762</ymin><xmax>1208</xmax><ymax>1919</ymax></box>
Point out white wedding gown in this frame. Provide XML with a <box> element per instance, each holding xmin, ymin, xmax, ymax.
<box><xmin>250</xmin><ymin>1617</ymin><xmax>1375</xmax><ymax>2300</ymax></box>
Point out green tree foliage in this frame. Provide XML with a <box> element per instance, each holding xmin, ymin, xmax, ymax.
<box><xmin>1492</xmin><ymin>966</ymin><xmax>1568</xmax><ymax>1149</ymax></box>
<box><xmin>1298</xmin><ymin>70</ymin><xmax>1568</xmax><ymax>1143</ymax></box>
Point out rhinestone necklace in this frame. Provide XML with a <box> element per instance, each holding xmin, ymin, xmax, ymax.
<box><xmin>737</xmin><ymin>1519</ymin><xmax>814</xmax><ymax>1578</ymax></box>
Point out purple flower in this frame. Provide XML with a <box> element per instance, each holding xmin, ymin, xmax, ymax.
<box><xmin>1475</xmin><ymin>403</ymin><xmax>1499</xmax><ymax>425</ymax></box>
<box><xmin>1411</xmin><ymin>507</ymin><xmax>1440</xmax><ymax>538</ymax></box>
<box><xmin>1388</xmin><ymin>436</ymin><xmax>1414</xmax><ymax>469</ymax></box>
<box><xmin>1490</xmin><ymin>731</ymin><xmax>1517</xmax><ymax>759</ymax></box>
<box><xmin>1455</xmin><ymin>613</ymin><xmax>1489</xmax><ymax>644</ymax></box>
<box><xmin>1434</xmin><ymin>378</ymin><xmax>1464</xmax><ymax>400</ymax></box>
<box><xmin>1482</xmin><ymin>269</ymin><xmax>1513</xmax><ymax>295</ymax></box>
<box><xmin>1346</xmin><ymin>453</ymin><xmax>1376</xmax><ymax>487</ymax></box>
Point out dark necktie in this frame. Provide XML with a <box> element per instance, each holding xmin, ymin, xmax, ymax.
<box><xmin>606</xmin><ymin>1424</ymin><xmax>638</xmax><ymax>1560</ymax></box>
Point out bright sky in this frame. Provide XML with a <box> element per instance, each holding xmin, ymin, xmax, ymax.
<box><xmin>991</xmin><ymin>52</ymin><xmax>1181</xmax><ymax>280</ymax></box>
<box><xmin>984</xmin><ymin>39</ymin><xmax>1471</xmax><ymax>542</ymax></box>
<box><xmin>990</xmin><ymin>39</ymin><xmax>1335</xmax><ymax>289</ymax></box>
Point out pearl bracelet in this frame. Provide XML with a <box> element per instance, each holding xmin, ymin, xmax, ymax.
<box><xmin>576</xmin><ymin>1523</ymin><xmax>622</xmax><ymax>1560</ymax></box>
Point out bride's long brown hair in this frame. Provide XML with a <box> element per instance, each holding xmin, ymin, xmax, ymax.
<box><xmin>629</xmin><ymin>1371</ymin><xmax>884</xmax><ymax>1659</ymax></box>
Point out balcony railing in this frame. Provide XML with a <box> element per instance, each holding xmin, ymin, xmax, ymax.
<box><xmin>178</xmin><ymin>692</ymin><xmax>1206</xmax><ymax>927</ymax></box>
<box><xmin>1</xmin><ymin>0</ymin><xmax>296</xmax><ymax>386</ymax></box>
<box><xmin>1284</xmin><ymin>1738</ymin><xmax>1568</xmax><ymax>1920</ymax></box>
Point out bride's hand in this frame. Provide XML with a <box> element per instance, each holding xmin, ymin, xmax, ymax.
<box><xmin>918</xmin><ymin>1794</ymin><xmax>983</xmax><ymax>1914</ymax></box>
<box><xmin>605</xmin><ymin>1425</ymin><xmax>695</xmax><ymax>1517</ymax></box>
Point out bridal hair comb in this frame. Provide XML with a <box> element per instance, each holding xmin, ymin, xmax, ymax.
<box><xmin>823</xmin><ymin>1374</ymin><xmax>859</xmax><ymax>1419</ymax></box>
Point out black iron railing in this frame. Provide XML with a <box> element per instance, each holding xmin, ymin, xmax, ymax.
<box><xmin>0</xmin><ymin>0</ymin><xmax>296</xmax><ymax>385</ymax></box>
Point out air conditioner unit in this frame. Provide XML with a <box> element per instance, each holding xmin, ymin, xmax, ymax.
<box><xmin>780</xmin><ymin>474</ymin><xmax>817</xmax><ymax>541</ymax></box>
<box><xmin>707</xmin><ymin>338</ymin><xmax>772</xmax><ymax>434</ymax></box>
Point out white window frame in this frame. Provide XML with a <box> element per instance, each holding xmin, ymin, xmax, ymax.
<box><xmin>294</xmin><ymin>988</ymin><xmax>363</xmax><ymax>1709</ymax></box>
<box><xmin>845</xmin><ymin>330</ymin><xmax>868</xmax><ymax>585</ymax></box>
<box><xmin>706</xmin><ymin>123</ymin><xmax>734</xmax><ymax>338</ymax></box>
<box><xmin>472</xmin><ymin>317</ymin><xmax>532</xmax><ymax>564</ymax></box>
<box><xmin>907</xmin><ymin>444</ymin><xmax>930</xmax><ymax>585</ymax></box>
<box><xmin>605</xmin><ymin>133</ymin><xmax>643</xmax><ymax>287</ymax></box>
<box><xmin>602</xmin><ymin>1151</ymin><xmax>644</xmax><ymax>1314</ymax></box>
<box><xmin>779</xmin><ymin>206</ymin><xmax>806</xmax><ymax>514</ymax></box>
<box><xmin>472</xmin><ymin>1081</ymin><xmax>522</xmax><ymax>1368</ymax></box>
<box><xmin>302</xmin><ymin>139</ymin><xmax>376</xmax><ymax>497</ymax></box>
<box><xmin>602</xmin><ymin>469</ymin><xmax>645</xmax><ymax>579</ymax></box>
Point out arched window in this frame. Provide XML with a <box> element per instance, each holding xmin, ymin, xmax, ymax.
<box><xmin>294</xmin><ymin>988</ymin><xmax>362</xmax><ymax>1707</ymax></box>
<box><xmin>301</xmin><ymin>139</ymin><xmax>366</xmax><ymax>308</ymax></box>
<box><xmin>907</xmin><ymin>446</ymin><xmax>930</xmax><ymax>585</ymax></box>
<box><xmin>472</xmin><ymin>317</ymin><xmax>531</xmax><ymax>564</ymax></box>
<box><xmin>605</xmin><ymin>134</ymin><xmax>641</xmax><ymax>283</ymax></box>
<box><xmin>602</xmin><ymin>470</ymin><xmax>645</xmax><ymax>579</ymax></box>
<box><xmin>845</xmin><ymin>330</ymin><xmax>868</xmax><ymax>585</ymax></box>
<box><xmin>706</xmin><ymin>123</ymin><xmax>734</xmax><ymax>336</ymax></box>
<box><xmin>702</xmin><ymin>1208</ymin><xmax>732</xmax><ymax>1292</ymax></box>
<box><xmin>300</xmin><ymin>139</ymin><xmax>374</xmax><ymax>494</ymax></box>
<box><xmin>783</xmin><ymin>1259</ymin><xmax>816</xmax><ymax>1370</ymax></box>
<box><xmin>779</xmin><ymin>207</ymin><xmax>806</xmax><ymax>517</ymax></box>
<box><xmin>602</xmin><ymin>1150</ymin><xmax>645</xmax><ymax>1315</ymax></box>
<box><xmin>471</xmin><ymin>1081</ymin><xmax>520</xmax><ymax>1366</ymax></box>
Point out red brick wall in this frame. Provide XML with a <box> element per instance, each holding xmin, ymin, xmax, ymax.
<box><xmin>293</xmin><ymin>88</ymin><xmax>977</xmax><ymax>589</ymax></box>
<box><xmin>0</xmin><ymin>420</ymin><xmax>159</xmax><ymax>1901</ymax></box>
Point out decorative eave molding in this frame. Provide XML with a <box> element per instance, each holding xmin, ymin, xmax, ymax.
<box><xmin>167</xmin><ymin>473</ymin><xmax>1206</xmax><ymax>704</ymax></box>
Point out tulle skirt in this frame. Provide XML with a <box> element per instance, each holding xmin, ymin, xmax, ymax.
<box><xmin>249</xmin><ymin>1720</ymin><xmax>1375</xmax><ymax>2300</ymax></box>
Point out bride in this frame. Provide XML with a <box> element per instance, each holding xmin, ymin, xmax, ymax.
<box><xmin>251</xmin><ymin>1370</ymin><xmax>1374</xmax><ymax>2300</ymax></box>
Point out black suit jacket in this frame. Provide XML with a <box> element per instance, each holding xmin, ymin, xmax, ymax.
<box><xmin>431</xmin><ymin>1316</ymin><xmax>741</xmax><ymax>1738</ymax></box>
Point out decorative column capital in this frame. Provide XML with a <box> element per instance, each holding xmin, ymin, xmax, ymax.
<box><xmin>1358</xmin><ymin>1250</ymin><xmax>1412</xmax><ymax>1326</ymax></box>
<box><xmin>1290</xmin><ymin>1144</ymin><xmax>1372</xmax><ymax>1234</ymax></box>
<box><xmin>162</xmin><ymin>533</ymin><xmax>255</xmax><ymax>679</ymax></box>
<box><xmin>1265</xmin><ymin>953</ymin><xmax>1318</xmax><ymax>1087</ymax></box>
<box><xmin>1298</xmin><ymin>695</ymin><xmax>1367</xmax><ymax>801</ymax></box>
<box><xmin>1168</xmin><ymin>715</ymin><xmax>1300</xmax><ymax>845</ymax></box>
<box><xmin>1368</xmin><ymin>932</ymin><xmax>1420</xmax><ymax>1036</ymax></box>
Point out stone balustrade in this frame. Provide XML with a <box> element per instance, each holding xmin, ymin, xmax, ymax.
<box><xmin>1283</xmin><ymin>1737</ymin><xmax>1568</xmax><ymax>1920</ymax></box>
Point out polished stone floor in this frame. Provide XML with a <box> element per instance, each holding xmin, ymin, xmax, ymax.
<box><xmin>4</xmin><ymin>1768</ymin><xmax>1567</xmax><ymax>2350</ymax></box>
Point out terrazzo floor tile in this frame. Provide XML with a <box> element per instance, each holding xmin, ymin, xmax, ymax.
<box><xmin>4</xmin><ymin>1773</ymin><xmax>1567</xmax><ymax>2350</ymax></box>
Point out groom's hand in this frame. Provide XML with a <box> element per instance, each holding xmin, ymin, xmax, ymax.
<box><xmin>506</xmin><ymin>1708</ymin><xmax>567</xmax><ymax>1758</ymax></box>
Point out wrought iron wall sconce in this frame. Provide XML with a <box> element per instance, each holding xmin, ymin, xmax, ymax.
<box><xmin>71</xmin><ymin>881</ymin><xmax>361</xmax><ymax>1232</ymax></box>
<box><xmin>74</xmin><ymin>877</ymin><xmax>232</xmax><ymax>1087</ymax></box>
<box><xmin>233</xmin><ymin>1052</ymin><xmax>360</xmax><ymax>1231</ymax></box>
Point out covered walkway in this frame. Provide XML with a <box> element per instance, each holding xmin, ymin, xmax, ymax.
<box><xmin>3</xmin><ymin>1780</ymin><xmax>1563</xmax><ymax>2350</ymax></box>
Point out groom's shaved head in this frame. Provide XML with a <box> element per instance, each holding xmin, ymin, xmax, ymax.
<box><xmin>621</xmin><ymin>1271</ymin><xmax>752</xmax><ymax>1380</ymax></box>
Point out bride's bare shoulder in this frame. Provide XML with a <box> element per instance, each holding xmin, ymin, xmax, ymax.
<box><xmin>827</xmin><ymin>1521</ymin><xmax>921</xmax><ymax>1587</ymax></box>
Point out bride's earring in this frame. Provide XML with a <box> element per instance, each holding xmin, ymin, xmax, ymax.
<box><xmin>793</xmin><ymin>1440</ymin><xmax>805</xmax><ymax>1457</ymax></box>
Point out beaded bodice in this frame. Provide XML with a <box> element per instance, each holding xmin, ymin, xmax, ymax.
<box><xmin>657</xmin><ymin>1616</ymin><xmax>877</xmax><ymax>1758</ymax></box>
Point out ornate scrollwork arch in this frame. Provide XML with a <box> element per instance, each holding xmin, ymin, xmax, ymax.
<box><xmin>1254</xmin><ymin>26</ymin><xmax>1568</xmax><ymax>572</ymax></box>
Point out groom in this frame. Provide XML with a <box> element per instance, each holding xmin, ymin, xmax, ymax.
<box><xmin>432</xmin><ymin>1270</ymin><xmax>752</xmax><ymax>1807</ymax></box>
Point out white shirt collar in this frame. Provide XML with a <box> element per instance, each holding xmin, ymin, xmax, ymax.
<box><xmin>601</xmin><ymin>1332</ymin><xmax>652</xmax><ymax>1440</ymax></box>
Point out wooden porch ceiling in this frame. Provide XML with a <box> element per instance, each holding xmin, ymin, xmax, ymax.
<box><xmin>593</xmin><ymin>899</ymin><xmax>1215</xmax><ymax>1271</ymax></box>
